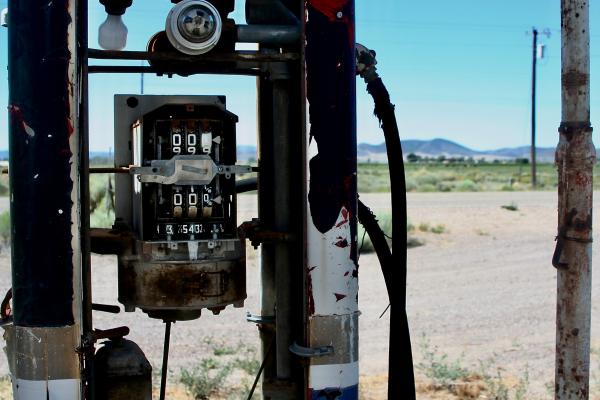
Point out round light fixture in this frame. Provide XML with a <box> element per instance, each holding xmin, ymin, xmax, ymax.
<box><xmin>166</xmin><ymin>0</ymin><xmax>222</xmax><ymax>55</ymax></box>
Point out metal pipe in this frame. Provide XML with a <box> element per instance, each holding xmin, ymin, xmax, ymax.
<box><xmin>88</xmin><ymin>48</ymin><xmax>299</xmax><ymax>62</ymax></box>
<box><xmin>555</xmin><ymin>1</ymin><xmax>594</xmax><ymax>399</ymax></box>
<box><xmin>257</xmin><ymin>63</ymin><xmax>278</xmax><ymax>395</ymax></box>
<box><xmin>236</xmin><ymin>24</ymin><xmax>300</xmax><ymax>45</ymax></box>
<box><xmin>272</xmin><ymin>71</ymin><xmax>293</xmax><ymax>380</ymax></box>
<box><xmin>236</xmin><ymin>178</ymin><xmax>258</xmax><ymax>193</ymax></box>
<box><xmin>78</xmin><ymin>0</ymin><xmax>95</xmax><ymax>397</ymax></box>
<box><xmin>87</xmin><ymin>65</ymin><xmax>262</xmax><ymax>76</ymax></box>
<box><xmin>90</xmin><ymin>167</ymin><xmax>131</xmax><ymax>174</ymax></box>
<box><xmin>159</xmin><ymin>321</ymin><xmax>172</xmax><ymax>400</ymax></box>
<box><xmin>304</xmin><ymin>1</ymin><xmax>358</xmax><ymax>398</ymax></box>
<box><xmin>5</xmin><ymin>0</ymin><xmax>83</xmax><ymax>398</ymax></box>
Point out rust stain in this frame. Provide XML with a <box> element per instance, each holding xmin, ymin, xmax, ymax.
<box><xmin>563</xmin><ymin>70</ymin><xmax>589</xmax><ymax>89</ymax></box>
<box><xmin>307</xmin><ymin>269</ymin><xmax>315</xmax><ymax>316</ymax></box>
<box><xmin>575</xmin><ymin>170</ymin><xmax>592</xmax><ymax>187</ymax></box>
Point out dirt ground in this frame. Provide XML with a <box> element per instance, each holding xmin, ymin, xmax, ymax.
<box><xmin>1</xmin><ymin>192</ymin><xmax>600</xmax><ymax>399</ymax></box>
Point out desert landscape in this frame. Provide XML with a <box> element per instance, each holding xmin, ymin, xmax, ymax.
<box><xmin>1</xmin><ymin>190</ymin><xmax>599</xmax><ymax>399</ymax></box>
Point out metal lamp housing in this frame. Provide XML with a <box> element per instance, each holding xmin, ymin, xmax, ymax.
<box><xmin>166</xmin><ymin>0</ymin><xmax>222</xmax><ymax>55</ymax></box>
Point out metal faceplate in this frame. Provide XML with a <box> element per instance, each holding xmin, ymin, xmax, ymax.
<box><xmin>113</xmin><ymin>96</ymin><xmax>247</xmax><ymax>320</ymax></box>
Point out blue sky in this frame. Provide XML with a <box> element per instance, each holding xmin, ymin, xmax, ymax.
<box><xmin>0</xmin><ymin>0</ymin><xmax>598</xmax><ymax>151</ymax></box>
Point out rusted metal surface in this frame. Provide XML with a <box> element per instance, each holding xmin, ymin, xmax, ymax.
<box><xmin>4</xmin><ymin>325</ymin><xmax>81</xmax><ymax>379</ymax></box>
<box><xmin>555</xmin><ymin>1</ymin><xmax>594</xmax><ymax>398</ymax></box>
<box><xmin>118</xmin><ymin>239</ymin><xmax>246</xmax><ymax>321</ymax></box>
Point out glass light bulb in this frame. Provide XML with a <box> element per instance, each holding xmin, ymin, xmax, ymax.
<box><xmin>98</xmin><ymin>14</ymin><xmax>128</xmax><ymax>50</ymax></box>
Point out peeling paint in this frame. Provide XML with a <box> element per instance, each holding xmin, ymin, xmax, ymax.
<box><xmin>334</xmin><ymin>238</ymin><xmax>348</xmax><ymax>248</ymax></box>
<box><xmin>334</xmin><ymin>293</ymin><xmax>346</xmax><ymax>302</ymax></box>
<box><xmin>8</xmin><ymin>105</ymin><xmax>35</xmax><ymax>137</ymax></box>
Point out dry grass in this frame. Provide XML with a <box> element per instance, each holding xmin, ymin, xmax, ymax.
<box><xmin>0</xmin><ymin>377</ymin><xmax>12</xmax><ymax>400</ymax></box>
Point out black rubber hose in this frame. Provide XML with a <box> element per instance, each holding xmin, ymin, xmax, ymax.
<box><xmin>357</xmin><ymin>200</ymin><xmax>392</xmax><ymax>290</ymax></box>
<box><xmin>366</xmin><ymin>77</ymin><xmax>416</xmax><ymax>399</ymax></box>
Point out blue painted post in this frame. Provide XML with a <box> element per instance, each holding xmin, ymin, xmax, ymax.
<box><xmin>6</xmin><ymin>0</ymin><xmax>83</xmax><ymax>398</ymax></box>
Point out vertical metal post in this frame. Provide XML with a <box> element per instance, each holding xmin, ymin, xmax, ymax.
<box><xmin>304</xmin><ymin>1</ymin><xmax>358</xmax><ymax>398</ymax></box>
<box><xmin>555</xmin><ymin>0</ymin><xmax>593</xmax><ymax>398</ymax></box>
<box><xmin>5</xmin><ymin>0</ymin><xmax>83</xmax><ymax>398</ymax></box>
<box><xmin>531</xmin><ymin>27</ymin><xmax>538</xmax><ymax>187</ymax></box>
<box><xmin>258</xmin><ymin>57</ymin><xmax>301</xmax><ymax>399</ymax></box>
<box><xmin>272</xmin><ymin>71</ymin><xmax>294</xmax><ymax>381</ymax></box>
<box><xmin>258</xmin><ymin>67</ymin><xmax>279</xmax><ymax>397</ymax></box>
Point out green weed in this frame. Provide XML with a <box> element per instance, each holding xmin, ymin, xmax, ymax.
<box><xmin>416</xmin><ymin>333</ymin><xmax>471</xmax><ymax>387</ymax></box>
<box><xmin>0</xmin><ymin>211</ymin><xmax>10</xmax><ymax>247</ymax></box>
<box><xmin>430</xmin><ymin>224</ymin><xmax>446</xmax><ymax>234</ymax></box>
<box><xmin>501</xmin><ymin>202</ymin><xmax>519</xmax><ymax>212</ymax></box>
<box><xmin>180</xmin><ymin>338</ymin><xmax>261</xmax><ymax>400</ymax></box>
<box><xmin>356</xmin><ymin>162</ymin><xmax>592</xmax><ymax>193</ymax></box>
<box><xmin>180</xmin><ymin>359</ymin><xmax>232</xmax><ymax>400</ymax></box>
<box><xmin>416</xmin><ymin>334</ymin><xmax>531</xmax><ymax>399</ymax></box>
<box><xmin>481</xmin><ymin>365</ymin><xmax>530</xmax><ymax>400</ymax></box>
<box><xmin>357</xmin><ymin>214</ymin><xmax>424</xmax><ymax>253</ymax></box>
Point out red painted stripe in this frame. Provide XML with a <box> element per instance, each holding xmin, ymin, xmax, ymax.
<box><xmin>308</xmin><ymin>0</ymin><xmax>350</xmax><ymax>20</ymax></box>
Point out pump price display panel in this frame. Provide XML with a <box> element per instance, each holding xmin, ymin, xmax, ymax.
<box><xmin>138</xmin><ymin>103</ymin><xmax>238</xmax><ymax>241</ymax></box>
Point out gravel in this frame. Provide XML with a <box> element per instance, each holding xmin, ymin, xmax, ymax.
<box><xmin>1</xmin><ymin>191</ymin><xmax>600</xmax><ymax>398</ymax></box>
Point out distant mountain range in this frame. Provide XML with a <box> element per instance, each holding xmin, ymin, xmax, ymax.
<box><xmin>357</xmin><ymin>138</ymin><xmax>559</xmax><ymax>163</ymax></box>
<box><xmin>238</xmin><ymin>139</ymin><xmax>561</xmax><ymax>163</ymax></box>
<box><xmin>0</xmin><ymin>139</ymin><xmax>565</xmax><ymax>163</ymax></box>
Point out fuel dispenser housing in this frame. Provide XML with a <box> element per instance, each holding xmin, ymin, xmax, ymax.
<box><xmin>113</xmin><ymin>95</ymin><xmax>246</xmax><ymax>321</ymax></box>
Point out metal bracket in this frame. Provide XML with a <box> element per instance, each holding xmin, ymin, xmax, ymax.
<box><xmin>289</xmin><ymin>342</ymin><xmax>334</xmax><ymax>358</ymax></box>
<box><xmin>239</xmin><ymin>219</ymin><xmax>296</xmax><ymax>249</ymax></box>
<box><xmin>246</xmin><ymin>312</ymin><xmax>275</xmax><ymax>325</ymax></box>
<box><xmin>130</xmin><ymin>155</ymin><xmax>252</xmax><ymax>185</ymax></box>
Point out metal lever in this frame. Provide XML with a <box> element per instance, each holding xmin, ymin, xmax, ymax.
<box><xmin>130</xmin><ymin>155</ymin><xmax>252</xmax><ymax>185</ymax></box>
<box><xmin>92</xmin><ymin>303</ymin><xmax>121</xmax><ymax>314</ymax></box>
<box><xmin>289</xmin><ymin>342</ymin><xmax>334</xmax><ymax>358</ymax></box>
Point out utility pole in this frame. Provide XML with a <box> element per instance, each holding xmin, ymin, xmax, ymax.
<box><xmin>555</xmin><ymin>0</ymin><xmax>594</xmax><ymax>398</ymax></box>
<box><xmin>530</xmin><ymin>28</ymin><xmax>550</xmax><ymax>188</ymax></box>
<box><xmin>531</xmin><ymin>27</ymin><xmax>538</xmax><ymax>187</ymax></box>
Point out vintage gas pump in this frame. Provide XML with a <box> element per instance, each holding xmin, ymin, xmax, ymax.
<box><xmin>3</xmin><ymin>0</ymin><xmax>386</xmax><ymax>399</ymax></box>
<box><xmin>111</xmin><ymin>95</ymin><xmax>249</xmax><ymax>321</ymax></box>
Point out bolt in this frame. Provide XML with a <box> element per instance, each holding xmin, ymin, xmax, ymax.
<box><xmin>336</xmin><ymin>11</ymin><xmax>343</xmax><ymax>18</ymax></box>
